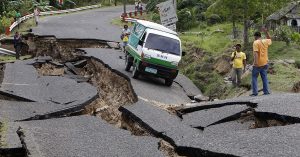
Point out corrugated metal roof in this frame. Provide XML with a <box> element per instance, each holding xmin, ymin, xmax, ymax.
<box><xmin>267</xmin><ymin>1</ymin><xmax>300</xmax><ymax>21</ymax></box>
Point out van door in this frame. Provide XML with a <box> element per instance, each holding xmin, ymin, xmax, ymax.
<box><xmin>129</xmin><ymin>23</ymin><xmax>146</xmax><ymax>49</ymax></box>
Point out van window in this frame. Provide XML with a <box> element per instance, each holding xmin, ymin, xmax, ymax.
<box><xmin>145</xmin><ymin>33</ymin><xmax>180</xmax><ymax>56</ymax></box>
<box><xmin>133</xmin><ymin>24</ymin><xmax>145</xmax><ymax>38</ymax></box>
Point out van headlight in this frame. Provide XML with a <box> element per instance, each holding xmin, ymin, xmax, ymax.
<box><xmin>171</xmin><ymin>61</ymin><xmax>179</xmax><ymax>66</ymax></box>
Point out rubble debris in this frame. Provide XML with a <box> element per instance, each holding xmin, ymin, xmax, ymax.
<box><xmin>292</xmin><ymin>81</ymin><xmax>300</xmax><ymax>93</ymax></box>
<box><xmin>36</xmin><ymin>63</ymin><xmax>64</xmax><ymax>76</ymax></box>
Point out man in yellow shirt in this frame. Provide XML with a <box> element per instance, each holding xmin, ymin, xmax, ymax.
<box><xmin>251</xmin><ymin>28</ymin><xmax>272</xmax><ymax>96</ymax></box>
<box><xmin>231</xmin><ymin>44</ymin><xmax>246</xmax><ymax>87</ymax></box>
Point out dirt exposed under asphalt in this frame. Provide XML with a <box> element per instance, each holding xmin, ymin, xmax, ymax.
<box><xmin>79</xmin><ymin>58</ymin><xmax>137</xmax><ymax>126</ymax></box>
<box><xmin>36</xmin><ymin>63</ymin><xmax>64</xmax><ymax>76</ymax></box>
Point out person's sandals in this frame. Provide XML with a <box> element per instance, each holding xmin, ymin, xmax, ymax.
<box><xmin>249</xmin><ymin>94</ymin><xmax>258</xmax><ymax>97</ymax></box>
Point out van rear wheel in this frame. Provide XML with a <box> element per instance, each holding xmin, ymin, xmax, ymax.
<box><xmin>165</xmin><ymin>78</ymin><xmax>173</xmax><ymax>86</ymax></box>
<box><xmin>132</xmin><ymin>65</ymin><xmax>139</xmax><ymax>79</ymax></box>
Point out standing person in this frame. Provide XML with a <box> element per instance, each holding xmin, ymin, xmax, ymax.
<box><xmin>13</xmin><ymin>32</ymin><xmax>22</xmax><ymax>60</ymax></box>
<box><xmin>135</xmin><ymin>1</ymin><xmax>139</xmax><ymax>12</ymax></box>
<box><xmin>121</xmin><ymin>25</ymin><xmax>130</xmax><ymax>52</ymax></box>
<box><xmin>231</xmin><ymin>44</ymin><xmax>246</xmax><ymax>87</ymax></box>
<box><xmin>250</xmin><ymin>28</ymin><xmax>272</xmax><ymax>96</ymax></box>
<box><xmin>34</xmin><ymin>6</ymin><xmax>40</xmax><ymax>26</ymax></box>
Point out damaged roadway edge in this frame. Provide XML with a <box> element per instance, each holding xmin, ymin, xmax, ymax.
<box><xmin>17</xmin><ymin>127</ymin><xmax>44</xmax><ymax>157</ymax></box>
<box><xmin>119</xmin><ymin>106</ymin><xmax>240</xmax><ymax>157</ymax></box>
<box><xmin>75</xmin><ymin>53</ymin><xmax>138</xmax><ymax>125</ymax></box>
<box><xmin>80</xmin><ymin>55</ymin><xmax>138</xmax><ymax>101</ymax></box>
<box><xmin>176</xmin><ymin>101</ymin><xmax>258</xmax><ymax>116</ymax></box>
<box><xmin>19</xmin><ymin>94</ymin><xmax>99</xmax><ymax>121</ymax></box>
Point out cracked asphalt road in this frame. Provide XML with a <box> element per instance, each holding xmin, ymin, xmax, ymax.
<box><xmin>1</xmin><ymin>5</ymin><xmax>300</xmax><ymax>157</ymax></box>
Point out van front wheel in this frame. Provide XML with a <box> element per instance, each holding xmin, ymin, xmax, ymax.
<box><xmin>125</xmin><ymin>54</ymin><xmax>133</xmax><ymax>71</ymax></box>
<box><xmin>165</xmin><ymin>78</ymin><xmax>173</xmax><ymax>86</ymax></box>
<box><xmin>132</xmin><ymin>65</ymin><xmax>139</xmax><ymax>79</ymax></box>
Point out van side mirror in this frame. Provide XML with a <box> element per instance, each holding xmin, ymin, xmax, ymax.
<box><xmin>182</xmin><ymin>51</ymin><xmax>186</xmax><ymax>56</ymax></box>
<box><xmin>138</xmin><ymin>40</ymin><xmax>144</xmax><ymax>46</ymax></box>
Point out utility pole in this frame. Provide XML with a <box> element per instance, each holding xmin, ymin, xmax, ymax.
<box><xmin>173</xmin><ymin>0</ymin><xmax>176</xmax><ymax>12</ymax></box>
<box><xmin>123</xmin><ymin>0</ymin><xmax>127</xmax><ymax>15</ymax></box>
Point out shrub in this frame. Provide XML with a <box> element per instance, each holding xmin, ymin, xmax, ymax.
<box><xmin>195</xmin><ymin>11</ymin><xmax>205</xmax><ymax>21</ymax></box>
<box><xmin>295</xmin><ymin>60</ymin><xmax>300</xmax><ymax>69</ymax></box>
<box><xmin>62</xmin><ymin>0</ymin><xmax>76</xmax><ymax>9</ymax></box>
<box><xmin>274</xmin><ymin>25</ymin><xmax>293</xmax><ymax>45</ymax></box>
<box><xmin>291</xmin><ymin>32</ymin><xmax>300</xmax><ymax>43</ymax></box>
<box><xmin>1</xmin><ymin>16</ymin><xmax>13</xmax><ymax>27</ymax></box>
<box><xmin>151</xmin><ymin>13</ymin><xmax>160</xmax><ymax>23</ymax></box>
<box><xmin>207</xmin><ymin>14</ymin><xmax>221</xmax><ymax>25</ymax></box>
<box><xmin>146</xmin><ymin>0</ymin><xmax>159</xmax><ymax>12</ymax></box>
<box><xmin>177</xmin><ymin>8</ymin><xmax>197</xmax><ymax>31</ymax></box>
<box><xmin>177</xmin><ymin>0</ymin><xmax>197</xmax><ymax>10</ymax></box>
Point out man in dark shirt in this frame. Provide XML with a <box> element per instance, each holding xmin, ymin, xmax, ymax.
<box><xmin>13</xmin><ymin>32</ymin><xmax>22</xmax><ymax>60</ymax></box>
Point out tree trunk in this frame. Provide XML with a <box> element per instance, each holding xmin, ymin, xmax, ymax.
<box><xmin>243</xmin><ymin>0</ymin><xmax>249</xmax><ymax>50</ymax></box>
<box><xmin>233</xmin><ymin>19</ymin><xmax>238</xmax><ymax>39</ymax></box>
<box><xmin>243</xmin><ymin>20</ymin><xmax>250</xmax><ymax>50</ymax></box>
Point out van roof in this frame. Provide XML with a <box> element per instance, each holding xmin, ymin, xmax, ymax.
<box><xmin>136</xmin><ymin>20</ymin><xmax>177</xmax><ymax>35</ymax></box>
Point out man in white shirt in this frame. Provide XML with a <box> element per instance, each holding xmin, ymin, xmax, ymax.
<box><xmin>34</xmin><ymin>6</ymin><xmax>40</xmax><ymax>26</ymax></box>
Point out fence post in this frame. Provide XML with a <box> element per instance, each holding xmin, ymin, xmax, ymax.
<box><xmin>5</xmin><ymin>27</ymin><xmax>10</xmax><ymax>36</ymax></box>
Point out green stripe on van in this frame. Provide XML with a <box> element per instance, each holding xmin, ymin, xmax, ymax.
<box><xmin>126</xmin><ymin>46</ymin><xmax>177</xmax><ymax>69</ymax></box>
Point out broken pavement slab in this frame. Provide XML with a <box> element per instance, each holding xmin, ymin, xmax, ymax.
<box><xmin>0</xmin><ymin>122</ymin><xmax>23</xmax><ymax>152</ymax></box>
<box><xmin>119</xmin><ymin>100</ymin><xmax>204</xmax><ymax>147</ymax></box>
<box><xmin>251</xmin><ymin>93</ymin><xmax>300</xmax><ymax>119</ymax></box>
<box><xmin>196</xmin><ymin>124</ymin><xmax>300</xmax><ymax>157</ymax></box>
<box><xmin>0</xmin><ymin>60</ymin><xmax>98</xmax><ymax>106</ymax></box>
<box><xmin>18</xmin><ymin>115</ymin><xmax>164</xmax><ymax>157</ymax></box>
<box><xmin>174</xmin><ymin>74</ymin><xmax>202</xmax><ymax>98</ymax></box>
<box><xmin>0</xmin><ymin>99</ymin><xmax>96</xmax><ymax>121</ymax></box>
<box><xmin>181</xmin><ymin>105</ymin><xmax>250</xmax><ymax>128</ymax></box>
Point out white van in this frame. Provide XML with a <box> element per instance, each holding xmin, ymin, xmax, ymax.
<box><xmin>125</xmin><ymin>20</ymin><xmax>184</xmax><ymax>86</ymax></box>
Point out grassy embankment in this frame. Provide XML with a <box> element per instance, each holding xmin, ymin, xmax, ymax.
<box><xmin>180</xmin><ymin>23</ymin><xmax>300</xmax><ymax>98</ymax></box>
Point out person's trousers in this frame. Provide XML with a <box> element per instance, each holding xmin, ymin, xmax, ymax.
<box><xmin>251</xmin><ymin>64</ymin><xmax>270</xmax><ymax>95</ymax></box>
<box><xmin>15</xmin><ymin>45</ymin><xmax>21</xmax><ymax>60</ymax></box>
<box><xmin>232</xmin><ymin>68</ymin><xmax>243</xmax><ymax>86</ymax></box>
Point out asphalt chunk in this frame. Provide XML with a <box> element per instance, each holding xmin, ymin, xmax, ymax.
<box><xmin>18</xmin><ymin>115</ymin><xmax>164</xmax><ymax>157</ymax></box>
<box><xmin>0</xmin><ymin>122</ymin><xmax>22</xmax><ymax>151</ymax></box>
<box><xmin>119</xmin><ymin>100</ymin><xmax>204</xmax><ymax>147</ymax></box>
<box><xmin>199</xmin><ymin>124</ymin><xmax>300</xmax><ymax>157</ymax></box>
<box><xmin>0</xmin><ymin>60</ymin><xmax>97</xmax><ymax>106</ymax></box>
<box><xmin>182</xmin><ymin>105</ymin><xmax>250</xmax><ymax>128</ymax></box>
<box><xmin>174</xmin><ymin>74</ymin><xmax>202</xmax><ymax>97</ymax></box>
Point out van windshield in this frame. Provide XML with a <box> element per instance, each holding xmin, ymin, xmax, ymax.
<box><xmin>145</xmin><ymin>33</ymin><xmax>180</xmax><ymax>56</ymax></box>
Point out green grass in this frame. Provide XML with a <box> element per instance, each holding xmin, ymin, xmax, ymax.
<box><xmin>269</xmin><ymin>63</ymin><xmax>300</xmax><ymax>92</ymax></box>
<box><xmin>269</xmin><ymin>41</ymin><xmax>300</xmax><ymax>60</ymax></box>
<box><xmin>180</xmin><ymin>23</ymin><xmax>242</xmax><ymax>57</ymax></box>
<box><xmin>0</xmin><ymin>55</ymin><xmax>32</xmax><ymax>62</ymax></box>
<box><xmin>0</xmin><ymin>121</ymin><xmax>8</xmax><ymax>147</ymax></box>
<box><xmin>10</xmin><ymin>18</ymin><xmax>36</xmax><ymax>36</ymax></box>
